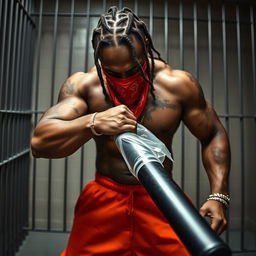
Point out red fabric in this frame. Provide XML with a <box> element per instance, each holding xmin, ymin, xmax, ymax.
<box><xmin>60</xmin><ymin>172</ymin><xmax>191</xmax><ymax>256</ymax></box>
<box><xmin>102</xmin><ymin>62</ymin><xmax>149</xmax><ymax>118</ymax></box>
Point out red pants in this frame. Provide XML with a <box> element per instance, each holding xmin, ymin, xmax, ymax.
<box><xmin>61</xmin><ymin>172</ymin><xmax>190</xmax><ymax>256</ymax></box>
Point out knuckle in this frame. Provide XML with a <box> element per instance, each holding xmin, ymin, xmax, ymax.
<box><xmin>114</xmin><ymin>118</ymin><xmax>120</xmax><ymax>125</ymax></box>
<box><xmin>118</xmin><ymin>115</ymin><xmax>125</xmax><ymax>122</ymax></box>
<box><xmin>216</xmin><ymin>216</ymin><xmax>222</xmax><ymax>222</ymax></box>
<box><xmin>199</xmin><ymin>207</ymin><xmax>206</xmax><ymax>213</ymax></box>
<box><xmin>119</xmin><ymin>105</ymin><xmax>127</xmax><ymax>112</ymax></box>
<box><xmin>117</xmin><ymin>119</ymin><xmax>123</xmax><ymax>126</ymax></box>
<box><xmin>120</xmin><ymin>119</ymin><xmax>126</xmax><ymax>126</ymax></box>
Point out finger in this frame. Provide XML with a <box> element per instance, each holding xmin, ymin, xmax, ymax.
<box><xmin>125</xmin><ymin>117</ymin><xmax>137</xmax><ymax>126</ymax></box>
<box><xmin>210</xmin><ymin>217</ymin><xmax>222</xmax><ymax>235</ymax></box>
<box><xmin>125</xmin><ymin>109</ymin><xmax>137</xmax><ymax>121</ymax></box>
<box><xmin>199</xmin><ymin>207</ymin><xmax>207</xmax><ymax>217</ymax></box>
<box><xmin>126</xmin><ymin>112</ymin><xmax>137</xmax><ymax>121</ymax></box>
<box><xmin>216</xmin><ymin>224</ymin><xmax>224</xmax><ymax>235</ymax></box>
<box><xmin>120</xmin><ymin>124</ymin><xmax>137</xmax><ymax>133</ymax></box>
<box><xmin>117</xmin><ymin>116</ymin><xmax>137</xmax><ymax>128</ymax></box>
<box><xmin>119</xmin><ymin>105</ymin><xmax>137</xmax><ymax>120</ymax></box>
<box><xmin>217</xmin><ymin>218</ymin><xmax>227</xmax><ymax>235</ymax></box>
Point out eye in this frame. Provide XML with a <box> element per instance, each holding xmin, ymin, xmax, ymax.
<box><xmin>130</xmin><ymin>66</ymin><xmax>139</xmax><ymax>73</ymax></box>
<box><xmin>105</xmin><ymin>68</ymin><xmax>123</xmax><ymax>78</ymax></box>
<box><xmin>125</xmin><ymin>65</ymin><xmax>141</xmax><ymax>76</ymax></box>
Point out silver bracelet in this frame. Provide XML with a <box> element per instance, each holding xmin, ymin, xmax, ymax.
<box><xmin>207</xmin><ymin>197</ymin><xmax>229</xmax><ymax>208</ymax></box>
<box><xmin>209</xmin><ymin>193</ymin><xmax>230</xmax><ymax>202</ymax></box>
<box><xmin>89</xmin><ymin>112</ymin><xmax>102</xmax><ymax>136</ymax></box>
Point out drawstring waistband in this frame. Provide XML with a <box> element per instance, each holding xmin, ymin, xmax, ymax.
<box><xmin>95</xmin><ymin>172</ymin><xmax>146</xmax><ymax>216</ymax></box>
<box><xmin>127</xmin><ymin>191</ymin><xmax>134</xmax><ymax>215</ymax></box>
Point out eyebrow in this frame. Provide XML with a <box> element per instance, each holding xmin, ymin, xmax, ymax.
<box><xmin>104</xmin><ymin>65</ymin><xmax>138</xmax><ymax>75</ymax></box>
<box><xmin>103</xmin><ymin>60</ymin><xmax>144</xmax><ymax>77</ymax></box>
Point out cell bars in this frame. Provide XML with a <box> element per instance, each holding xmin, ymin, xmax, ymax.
<box><xmin>0</xmin><ymin>0</ymin><xmax>255</xmax><ymax>255</ymax></box>
<box><xmin>0</xmin><ymin>0</ymin><xmax>36</xmax><ymax>255</ymax></box>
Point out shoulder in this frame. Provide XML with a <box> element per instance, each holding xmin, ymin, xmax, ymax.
<box><xmin>154</xmin><ymin>60</ymin><xmax>205</xmax><ymax>106</ymax></box>
<box><xmin>58</xmin><ymin>67</ymin><xmax>100</xmax><ymax>101</ymax></box>
<box><xmin>154</xmin><ymin>60</ymin><xmax>198</xmax><ymax>93</ymax></box>
<box><xmin>68</xmin><ymin>67</ymin><xmax>100</xmax><ymax>94</ymax></box>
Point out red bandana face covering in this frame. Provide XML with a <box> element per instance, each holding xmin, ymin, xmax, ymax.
<box><xmin>102</xmin><ymin>62</ymin><xmax>149</xmax><ymax>119</ymax></box>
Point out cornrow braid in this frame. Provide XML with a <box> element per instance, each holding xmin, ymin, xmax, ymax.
<box><xmin>122</xmin><ymin>35</ymin><xmax>156</xmax><ymax>101</ymax></box>
<box><xmin>137</xmin><ymin>21</ymin><xmax>166</xmax><ymax>63</ymax></box>
<box><xmin>121</xmin><ymin>35</ymin><xmax>151</xmax><ymax>86</ymax></box>
<box><xmin>130</xmin><ymin>27</ymin><xmax>152</xmax><ymax>80</ymax></box>
<box><xmin>109</xmin><ymin>6</ymin><xmax>118</xmax><ymax>19</ymax></box>
<box><xmin>92</xmin><ymin>6</ymin><xmax>166</xmax><ymax>101</ymax></box>
<box><xmin>94</xmin><ymin>40</ymin><xmax>109</xmax><ymax>99</ymax></box>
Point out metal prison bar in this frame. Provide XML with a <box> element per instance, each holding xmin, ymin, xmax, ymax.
<box><xmin>0</xmin><ymin>0</ymin><xmax>255</xmax><ymax>255</ymax></box>
<box><xmin>0</xmin><ymin>0</ymin><xmax>36</xmax><ymax>256</ymax></box>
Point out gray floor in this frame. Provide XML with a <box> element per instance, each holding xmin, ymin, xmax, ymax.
<box><xmin>16</xmin><ymin>230</ymin><xmax>256</xmax><ymax>256</ymax></box>
<box><xmin>16</xmin><ymin>231</ymin><xmax>69</xmax><ymax>256</ymax></box>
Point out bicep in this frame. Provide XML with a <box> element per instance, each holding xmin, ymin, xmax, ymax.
<box><xmin>39</xmin><ymin>73</ymin><xmax>88</xmax><ymax>122</ymax></box>
<box><xmin>177</xmin><ymin>71</ymin><xmax>220</xmax><ymax>141</ymax></box>
<box><xmin>39</xmin><ymin>96</ymin><xmax>88</xmax><ymax>122</ymax></box>
<box><xmin>182</xmin><ymin>103</ymin><xmax>219</xmax><ymax>142</ymax></box>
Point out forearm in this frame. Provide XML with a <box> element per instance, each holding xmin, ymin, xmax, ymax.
<box><xmin>201</xmin><ymin>128</ymin><xmax>231</xmax><ymax>194</ymax></box>
<box><xmin>31</xmin><ymin>114</ymin><xmax>93</xmax><ymax>158</ymax></box>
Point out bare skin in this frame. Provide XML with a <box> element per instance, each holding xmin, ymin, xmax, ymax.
<box><xmin>31</xmin><ymin>37</ymin><xmax>230</xmax><ymax>235</ymax></box>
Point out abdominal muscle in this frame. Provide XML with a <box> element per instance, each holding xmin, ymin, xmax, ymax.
<box><xmin>96</xmin><ymin>155</ymin><xmax>141</xmax><ymax>185</ymax></box>
<box><xmin>94</xmin><ymin>138</ymin><xmax>173</xmax><ymax>185</ymax></box>
<box><xmin>95</xmin><ymin>138</ymin><xmax>141</xmax><ymax>184</ymax></box>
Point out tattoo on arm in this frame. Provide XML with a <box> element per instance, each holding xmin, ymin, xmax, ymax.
<box><xmin>211</xmin><ymin>146</ymin><xmax>226</xmax><ymax>165</ymax></box>
<box><xmin>186</xmin><ymin>73</ymin><xmax>197</xmax><ymax>83</ymax></box>
<box><xmin>58</xmin><ymin>79</ymin><xmax>75</xmax><ymax>100</ymax></box>
<box><xmin>71</xmin><ymin>107</ymin><xmax>80</xmax><ymax>115</ymax></box>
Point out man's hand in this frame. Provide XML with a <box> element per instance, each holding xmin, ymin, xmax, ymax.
<box><xmin>199</xmin><ymin>200</ymin><xmax>228</xmax><ymax>235</ymax></box>
<box><xmin>93</xmin><ymin>105</ymin><xmax>137</xmax><ymax>135</ymax></box>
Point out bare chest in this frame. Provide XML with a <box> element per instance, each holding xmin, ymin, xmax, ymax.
<box><xmin>87</xmin><ymin>84</ymin><xmax>182</xmax><ymax>139</ymax></box>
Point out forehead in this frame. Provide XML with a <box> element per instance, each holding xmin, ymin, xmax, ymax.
<box><xmin>99</xmin><ymin>36</ymin><xmax>144</xmax><ymax>66</ymax></box>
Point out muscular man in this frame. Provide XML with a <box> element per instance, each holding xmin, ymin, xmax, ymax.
<box><xmin>31</xmin><ymin>7</ymin><xmax>230</xmax><ymax>256</ymax></box>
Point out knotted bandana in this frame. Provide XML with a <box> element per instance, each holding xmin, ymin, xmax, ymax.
<box><xmin>102</xmin><ymin>62</ymin><xmax>149</xmax><ymax>118</ymax></box>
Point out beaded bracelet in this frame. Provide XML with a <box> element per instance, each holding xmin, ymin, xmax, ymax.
<box><xmin>207</xmin><ymin>193</ymin><xmax>230</xmax><ymax>208</ymax></box>
<box><xmin>89</xmin><ymin>112</ymin><xmax>102</xmax><ymax>136</ymax></box>
<box><xmin>207</xmin><ymin>197</ymin><xmax>229</xmax><ymax>208</ymax></box>
<box><xmin>208</xmin><ymin>193</ymin><xmax>230</xmax><ymax>202</ymax></box>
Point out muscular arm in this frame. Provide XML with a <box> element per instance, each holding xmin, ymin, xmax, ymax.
<box><xmin>178</xmin><ymin>71</ymin><xmax>230</xmax><ymax>234</ymax></box>
<box><xmin>181</xmin><ymin>73</ymin><xmax>230</xmax><ymax>195</ymax></box>
<box><xmin>31</xmin><ymin>72</ymin><xmax>92</xmax><ymax>158</ymax></box>
<box><xmin>31</xmin><ymin>72</ymin><xmax>137</xmax><ymax>159</ymax></box>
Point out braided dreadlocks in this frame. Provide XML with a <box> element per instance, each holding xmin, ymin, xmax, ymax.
<box><xmin>92</xmin><ymin>6</ymin><xmax>166</xmax><ymax>101</ymax></box>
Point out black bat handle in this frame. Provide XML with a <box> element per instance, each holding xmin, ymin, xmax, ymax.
<box><xmin>115</xmin><ymin>133</ymin><xmax>231</xmax><ymax>256</ymax></box>
<box><xmin>137</xmin><ymin>161</ymin><xmax>231</xmax><ymax>256</ymax></box>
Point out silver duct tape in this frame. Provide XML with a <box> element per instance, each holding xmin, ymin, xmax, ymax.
<box><xmin>115</xmin><ymin>124</ymin><xmax>173</xmax><ymax>177</ymax></box>
<box><xmin>115</xmin><ymin>135</ymin><xmax>162</xmax><ymax>177</ymax></box>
